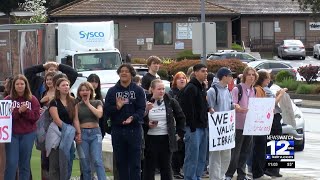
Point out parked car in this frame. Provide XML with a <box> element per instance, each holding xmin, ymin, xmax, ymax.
<box><xmin>277</xmin><ymin>39</ymin><xmax>306</xmax><ymax>60</ymax></box>
<box><xmin>247</xmin><ymin>60</ymin><xmax>297</xmax><ymax>79</ymax></box>
<box><xmin>270</xmin><ymin>84</ymin><xmax>305</xmax><ymax>151</ymax></box>
<box><xmin>132</xmin><ymin>64</ymin><xmax>148</xmax><ymax>76</ymax></box>
<box><xmin>313</xmin><ymin>44</ymin><xmax>320</xmax><ymax>59</ymax></box>
<box><xmin>207</xmin><ymin>52</ymin><xmax>258</xmax><ymax>63</ymax></box>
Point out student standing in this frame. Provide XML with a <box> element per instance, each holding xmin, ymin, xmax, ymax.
<box><xmin>207</xmin><ymin>67</ymin><xmax>237</xmax><ymax>180</ymax></box>
<box><xmin>168</xmin><ymin>72</ymin><xmax>188</xmax><ymax>179</ymax></box>
<box><xmin>143</xmin><ymin>79</ymin><xmax>185</xmax><ymax>180</ymax></box>
<box><xmin>252</xmin><ymin>70</ymin><xmax>272</xmax><ymax>180</ymax></box>
<box><xmin>104</xmin><ymin>64</ymin><xmax>146</xmax><ymax>180</ymax></box>
<box><xmin>48</xmin><ymin>78</ymin><xmax>77</xmax><ymax>180</ymax></box>
<box><xmin>225</xmin><ymin>67</ymin><xmax>258</xmax><ymax>180</ymax></box>
<box><xmin>74</xmin><ymin>82</ymin><xmax>106</xmax><ymax>180</ymax></box>
<box><xmin>4</xmin><ymin>75</ymin><xmax>40</xmax><ymax>180</ymax></box>
<box><xmin>179</xmin><ymin>64</ymin><xmax>209</xmax><ymax>180</ymax></box>
<box><xmin>141</xmin><ymin>56</ymin><xmax>161</xmax><ymax>92</ymax></box>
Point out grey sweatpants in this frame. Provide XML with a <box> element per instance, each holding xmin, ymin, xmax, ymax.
<box><xmin>209</xmin><ymin>149</ymin><xmax>231</xmax><ymax>180</ymax></box>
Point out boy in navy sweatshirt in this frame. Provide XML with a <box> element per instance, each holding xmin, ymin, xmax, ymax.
<box><xmin>105</xmin><ymin>64</ymin><xmax>146</xmax><ymax>180</ymax></box>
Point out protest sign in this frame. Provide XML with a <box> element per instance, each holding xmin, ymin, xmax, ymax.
<box><xmin>0</xmin><ymin>100</ymin><xmax>12</xmax><ymax>142</ymax></box>
<box><xmin>208</xmin><ymin>110</ymin><xmax>235</xmax><ymax>151</ymax></box>
<box><xmin>243</xmin><ymin>98</ymin><xmax>275</xmax><ymax>135</ymax></box>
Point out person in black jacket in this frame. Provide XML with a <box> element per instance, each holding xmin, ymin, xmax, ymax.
<box><xmin>179</xmin><ymin>63</ymin><xmax>209</xmax><ymax>180</ymax></box>
<box><xmin>24</xmin><ymin>61</ymin><xmax>78</xmax><ymax>101</ymax></box>
<box><xmin>104</xmin><ymin>64</ymin><xmax>146</xmax><ymax>180</ymax></box>
<box><xmin>143</xmin><ymin>79</ymin><xmax>185</xmax><ymax>180</ymax></box>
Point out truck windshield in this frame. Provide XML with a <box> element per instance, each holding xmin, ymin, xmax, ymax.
<box><xmin>74</xmin><ymin>52</ymin><xmax>122</xmax><ymax>72</ymax></box>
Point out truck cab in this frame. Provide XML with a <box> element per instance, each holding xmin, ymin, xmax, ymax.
<box><xmin>60</xmin><ymin>50</ymin><xmax>122</xmax><ymax>97</ymax></box>
<box><xmin>56</xmin><ymin>21</ymin><xmax>122</xmax><ymax>97</ymax></box>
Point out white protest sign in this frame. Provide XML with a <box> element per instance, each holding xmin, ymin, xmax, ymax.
<box><xmin>0</xmin><ymin>100</ymin><xmax>12</xmax><ymax>142</ymax></box>
<box><xmin>243</xmin><ymin>98</ymin><xmax>275</xmax><ymax>135</ymax></box>
<box><xmin>208</xmin><ymin>110</ymin><xmax>236</xmax><ymax>151</ymax></box>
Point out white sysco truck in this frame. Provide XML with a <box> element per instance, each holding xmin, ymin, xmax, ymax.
<box><xmin>55</xmin><ymin>21</ymin><xmax>122</xmax><ymax>96</ymax></box>
<box><xmin>0</xmin><ymin>21</ymin><xmax>122</xmax><ymax>97</ymax></box>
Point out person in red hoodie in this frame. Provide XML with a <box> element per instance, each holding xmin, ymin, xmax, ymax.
<box><xmin>4</xmin><ymin>74</ymin><xmax>40</xmax><ymax>180</ymax></box>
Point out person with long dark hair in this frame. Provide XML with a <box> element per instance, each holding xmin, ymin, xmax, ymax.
<box><xmin>4</xmin><ymin>74</ymin><xmax>40</xmax><ymax>180</ymax></box>
<box><xmin>87</xmin><ymin>74</ymin><xmax>106</xmax><ymax>137</ymax></box>
<box><xmin>48</xmin><ymin>78</ymin><xmax>77</xmax><ymax>179</ymax></box>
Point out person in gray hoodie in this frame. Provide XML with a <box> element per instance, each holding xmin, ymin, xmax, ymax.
<box><xmin>207</xmin><ymin>67</ymin><xmax>238</xmax><ymax>180</ymax></box>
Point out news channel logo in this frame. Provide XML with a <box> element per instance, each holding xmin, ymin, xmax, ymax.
<box><xmin>266</xmin><ymin>135</ymin><xmax>294</xmax><ymax>160</ymax></box>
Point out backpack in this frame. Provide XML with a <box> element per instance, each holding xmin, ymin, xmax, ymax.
<box><xmin>211</xmin><ymin>84</ymin><xmax>219</xmax><ymax>105</ymax></box>
<box><xmin>236</xmin><ymin>84</ymin><xmax>256</xmax><ymax>103</ymax></box>
<box><xmin>35</xmin><ymin>107</ymin><xmax>53</xmax><ymax>151</ymax></box>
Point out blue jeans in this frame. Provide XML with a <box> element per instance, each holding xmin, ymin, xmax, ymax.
<box><xmin>77</xmin><ymin>128</ymin><xmax>106</xmax><ymax>180</ymax></box>
<box><xmin>183</xmin><ymin>127</ymin><xmax>208</xmax><ymax>180</ymax></box>
<box><xmin>5</xmin><ymin>131</ymin><xmax>36</xmax><ymax>180</ymax></box>
<box><xmin>112</xmin><ymin>126</ymin><xmax>142</xmax><ymax>180</ymax></box>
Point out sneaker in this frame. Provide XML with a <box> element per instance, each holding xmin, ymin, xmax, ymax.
<box><xmin>201</xmin><ymin>170</ymin><xmax>209</xmax><ymax>178</ymax></box>
<box><xmin>237</xmin><ymin>176</ymin><xmax>252</xmax><ymax>180</ymax></box>
<box><xmin>265</xmin><ymin>170</ymin><xmax>283</xmax><ymax>177</ymax></box>
<box><xmin>173</xmin><ymin>172</ymin><xmax>184</xmax><ymax>179</ymax></box>
<box><xmin>253</xmin><ymin>174</ymin><xmax>271</xmax><ymax>180</ymax></box>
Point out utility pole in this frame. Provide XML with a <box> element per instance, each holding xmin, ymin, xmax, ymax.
<box><xmin>201</xmin><ymin>0</ymin><xmax>206</xmax><ymax>65</ymax></box>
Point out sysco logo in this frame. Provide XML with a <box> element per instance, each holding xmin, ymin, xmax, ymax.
<box><xmin>79</xmin><ymin>31</ymin><xmax>105</xmax><ymax>39</ymax></box>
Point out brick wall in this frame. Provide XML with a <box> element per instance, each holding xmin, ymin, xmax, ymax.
<box><xmin>241</xmin><ymin>15</ymin><xmax>320</xmax><ymax>50</ymax></box>
<box><xmin>57</xmin><ymin>16</ymin><xmax>232</xmax><ymax>59</ymax></box>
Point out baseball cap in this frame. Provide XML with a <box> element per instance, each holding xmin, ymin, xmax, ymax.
<box><xmin>216</xmin><ymin>67</ymin><xmax>235</xmax><ymax>79</ymax></box>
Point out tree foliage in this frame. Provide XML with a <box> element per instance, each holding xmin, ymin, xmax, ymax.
<box><xmin>294</xmin><ymin>0</ymin><xmax>320</xmax><ymax>14</ymax></box>
<box><xmin>297</xmin><ymin>64</ymin><xmax>320</xmax><ymax>84</ymax></box>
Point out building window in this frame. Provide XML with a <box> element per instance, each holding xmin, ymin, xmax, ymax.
<box><xmin>216</xmin><ymin>21</ymin><xmax>228</xmax><ymax>47</ymax></box>
<box><xmin>114</xmin><ymin>23</ymin><xmax>119</xmax><ymax>49</ymax></box>
<box><xmin>294</xmin><ymin>21</ymin><xmax>306</xmax><ymax>43</ymax></box>
<box><xmin>262</xmin><ymin>21</ymin><xmax>274</xmax><ymax>44</ymax></box>
<box><xmin>154</xmin><ymin>22</ymin><xmax>172</xmax><ymax>45</ymax></box>
<box><xmin>249</xmin><ymin>21</ymin><xmax>261</xmax><ymax>45</ymax></box>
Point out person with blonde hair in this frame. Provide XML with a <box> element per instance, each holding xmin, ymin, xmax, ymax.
<box><xmin>4</xmin><ymin>74</ymin><xmax>40</xmax><ymax>180</ymax></box>
<box><xmin>143</xmin><ymin>79</ymin><xmax>185</xmax><ymax>180</ymax></box>
<box><xmin>74</xmin><ymin>82</ymin><xmax>106</xmax><ymax>180</ymax></box>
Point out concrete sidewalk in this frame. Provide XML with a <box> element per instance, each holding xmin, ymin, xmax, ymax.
<box><xmin>300</xmin><ymin>99</ymin><xmax>320</xmax><ymax>109</ymax></box>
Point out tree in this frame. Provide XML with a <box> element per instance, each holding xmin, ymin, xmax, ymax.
<box><xmin>294</xmin><ymin>0</ymin><xmax>320</xmax><ymax>14</ymax></box>
<box><xmin>14</xmin><ymin>0</ymin><xmax>47</xmax><ymax>23</ymax></box>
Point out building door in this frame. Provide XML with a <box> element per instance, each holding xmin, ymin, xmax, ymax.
<box><xmin>294</xmin><ymin>21</ymin><xmax>306</xmax><ymax>43</ymax></box>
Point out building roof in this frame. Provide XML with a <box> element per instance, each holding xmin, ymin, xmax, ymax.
<box><xmin>212</xmin><ymin>0</ymin><xmax>311</xmax><ymax>15</ymax></box>
<box><xmin>50</xmin><ymin>0</ymin><xmax>237</xmax><ymax>17</ymax></box>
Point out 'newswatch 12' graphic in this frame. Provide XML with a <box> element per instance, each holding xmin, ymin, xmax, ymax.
<box><xmin>266</xmin><ymin>135</ymin><xmax>295</xmax><ymax>168</ymax></box>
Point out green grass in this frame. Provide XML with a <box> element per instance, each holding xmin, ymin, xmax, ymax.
<box><xmin>30</xmin><ymin>146</ymin><xmax>81</xmax><ymax>178</ymax></box>
<box><xmin>31</xmin><ymin>146</ymin><xmax>112</xmax><ymax>178</ymax></box>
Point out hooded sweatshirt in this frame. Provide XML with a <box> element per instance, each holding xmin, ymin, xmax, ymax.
<box><xmin>207</xmin><ymin>79</ymin><xmax>234</xmax><ymax>112</ymax></box>
<box><xmin>4</xmin><ymin>95</ymin><xmax>40</xmax><ymax>134</ymax></box>
<box><xmin>179</xmin><ymin>77</ymin><xmax>208</xmax><ymax>130</ymax></box>
<box><xmin>104</xmin><ymin>81</ymin><xmax>146</xmax><ymax>128</ymax></box>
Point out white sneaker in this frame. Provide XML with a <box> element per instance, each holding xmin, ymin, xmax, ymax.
<box><xmin>254</xmin><ymin>174</ymin><xmax>272</xmax><ymax>180</ymax></box>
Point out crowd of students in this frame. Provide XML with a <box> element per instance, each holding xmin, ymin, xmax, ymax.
<box><xmin>0</xmin><ymin>55</ymin><xmax>288</xmax><ymax>180</ymax></box>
